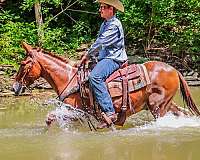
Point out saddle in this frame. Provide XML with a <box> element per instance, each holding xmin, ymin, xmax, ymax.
<box><xmin>107</xmin><ymin>63</ymin><xmax>150</xmax><ymax>97</ymax></box>
<box><xmin>75</xmin><ymin>62</ymin><xmax>151</xmax><ymax>126</ymax></box>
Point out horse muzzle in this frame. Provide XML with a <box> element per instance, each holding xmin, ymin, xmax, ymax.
<box><xmin>12</xmin><ymin>82</ymin><xmax>25</xmax><ymax>95</ymax></box>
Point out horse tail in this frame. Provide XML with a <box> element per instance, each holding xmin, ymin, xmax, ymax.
<box><xmin>178</xmin><ymin>72</ymin><xmax>200</xmax><ymax>116</ymax></box>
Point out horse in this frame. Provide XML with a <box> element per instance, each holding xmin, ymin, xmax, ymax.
<box><xmin>12</xmin><ymin>42</ymin><xmax>200</xmax><ymax>129</ymax></box>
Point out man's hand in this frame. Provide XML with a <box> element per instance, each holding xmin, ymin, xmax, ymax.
<box><xmin>73</xmin><ymin>52</ymin><xmax>88</xmax><ymax>67</ymax></box>
<box><xmin>79</xmin><ymin>54</ymin><xmax>88</xmax><ymax>66</ymax></box>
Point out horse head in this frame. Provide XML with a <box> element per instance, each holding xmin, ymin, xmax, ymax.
<box><xmin>12</xmin><ymin>42</ymin><xmax>42</xmax><ymax>95</ymax></box>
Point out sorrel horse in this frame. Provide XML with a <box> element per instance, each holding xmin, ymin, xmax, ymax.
<box><xmin>12</xmin><ymin>42</ymin><xmax>200</xmax><ymax>128</ymax></box>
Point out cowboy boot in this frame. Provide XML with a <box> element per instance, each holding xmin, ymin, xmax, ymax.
<box><xmin>97</xmin><ymin>112</ymin><xmax>117</xmax><ymax>129</ymax></box>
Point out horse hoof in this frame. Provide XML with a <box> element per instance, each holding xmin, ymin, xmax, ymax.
<box><xmin>46</xmin><ymin>113</ymin><xmax>56</xmax><ymax>126</ymax></box>
<box><xmin>97</xmin><ymin>122</ymin><xmax>108</xmax><ymax>129</ymax></box>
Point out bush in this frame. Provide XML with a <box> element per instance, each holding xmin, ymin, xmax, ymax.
<box><xmin>120</xmin><ymin>0</ymin><xmax>200</xmax><ymax>56</ymax></box>
<box><xmin>0</xmin><ymin>10</ymin><xmax>37</xmax><ymax>66</ymax></box>
<box><xmin>0</xmin><ymin>0</ymin><xmax>199</xmax><ymax>68</ymax></box>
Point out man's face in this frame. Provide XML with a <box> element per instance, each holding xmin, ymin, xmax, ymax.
<box><xmin>99</xmin><ymin>3</ymin><xmax>113</xmax><ymax>19</ymax></box>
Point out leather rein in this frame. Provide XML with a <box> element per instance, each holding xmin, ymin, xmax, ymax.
<box><xmin>18</xmin><ymin>57</ymin><xmax>97</xmax><ymax>131</ymax></box>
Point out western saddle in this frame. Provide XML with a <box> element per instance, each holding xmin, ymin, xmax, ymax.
<box><xmin>62</xmin><ymin>61</ymin><xmax>150</xmax><ymax>127</ymax></box>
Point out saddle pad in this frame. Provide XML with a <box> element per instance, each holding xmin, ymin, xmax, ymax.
<box><xmin>106</xmin><ymin>64</ymin><xmax>138</xmax><ymax>83</ymax></box>
<box><xmin>107</xmin><ymin>64</ymin><xmax>151</xmax><ymax>97</ymax></box>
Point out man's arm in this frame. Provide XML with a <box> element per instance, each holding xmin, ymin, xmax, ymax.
<box><xmin>87</xmin><ymin>24</ymin><xmax>119</xmax><ymax>57</ymax></box>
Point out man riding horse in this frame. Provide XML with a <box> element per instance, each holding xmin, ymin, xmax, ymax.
<box><xmin>80</xmin><ymin>0</ymin><xmax>127</xmax><ymax>129</ymax></box>
<box><xmin>12</xmin><ymin>0</ymin><xmax>200</xmax><ymax>131</ymax></box>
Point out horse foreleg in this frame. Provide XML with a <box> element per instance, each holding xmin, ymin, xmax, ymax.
<box><xmin>46</xmin><ymin>112</ymin><xmax>57</xmax><ymax>126</ymax></box>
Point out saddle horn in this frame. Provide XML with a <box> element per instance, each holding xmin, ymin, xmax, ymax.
<box><xmin>21</xmin><ymin>42</ymin><xmax>33</xmax><ymax>55</ymax></box>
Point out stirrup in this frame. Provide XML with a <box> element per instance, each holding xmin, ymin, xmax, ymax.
<box><xmin>97</xmin><ymin>112</ymin><xmax>117</xmax><ymax>130</ymax></box>
<box><xmin>101</xmin><ymin>112</ymin><xmax>113</xmax><ymax>125</ymax></box>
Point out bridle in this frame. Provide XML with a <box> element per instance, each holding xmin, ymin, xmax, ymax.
<box><xmin>16</xmin><ymin>53</ymin><xmax>97</xmax><ymax>131</ymax></box>
<box><xmin>16</xmin><ymin>57</ymin><xmax>43</xmax><ymax>106</ymax></box>
<box><xmin>17</xmin><ymin>58</ymin><xmax>34</xmax><ymax>92</ymax></box>
<box><xmin>18</xmin><ymin>48</ymin><xmax>44</xmax><ymax>89</ymax></box>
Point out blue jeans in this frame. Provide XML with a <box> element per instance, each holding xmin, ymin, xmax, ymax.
<box><xmin>88</xmin><ymin>58</ymin><xmax>120</xmax><ymax>114</ymax></box>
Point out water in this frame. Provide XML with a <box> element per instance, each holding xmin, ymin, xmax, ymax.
<box><xmin>0</xmin><ymin>88</ymin><xmax>200</xmax><ymax>160</ymax></box>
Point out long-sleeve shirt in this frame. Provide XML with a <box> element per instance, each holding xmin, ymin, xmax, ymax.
<box><xmin>87</xmin><ymin>15</ymin><xmax>127</xmax><ymax>63</ymax></box>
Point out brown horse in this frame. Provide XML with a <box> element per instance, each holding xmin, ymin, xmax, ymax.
<box><xmin>12</xmin><ymin>42</ymin><xmax>200</xmax><ymax>128</ymax></box>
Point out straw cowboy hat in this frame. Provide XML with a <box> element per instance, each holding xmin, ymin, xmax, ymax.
<box><xmin>97</xmin><ymin>0</ymin><xmax>124</xmax><ymax>12</ymax></box>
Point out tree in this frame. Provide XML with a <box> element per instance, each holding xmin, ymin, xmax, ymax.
<box><xmin>34</xmin><ymin>1</ymin><xmax>43</xmax><ymax>46</ymax></box>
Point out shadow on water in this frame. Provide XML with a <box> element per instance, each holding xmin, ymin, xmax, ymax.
<box><xmin>0</xmin><ymin>88</ymin><xmax>200</xmax><ymax>160</ymax></box>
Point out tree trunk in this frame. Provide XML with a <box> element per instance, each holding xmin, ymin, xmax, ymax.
<box><xmin>0</xmin><ymin>0</ymin><xmax>6</xmax><ymax>8</ymax></box>
<box><xmin>34</xmin><ymin>1</ymin><xmax>44</xmax><ymax>46</ymax></box>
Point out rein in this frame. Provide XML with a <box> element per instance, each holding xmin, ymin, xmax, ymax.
<box><xmin>55</xmin><ymin>64</ymin><xmax>97</xmax><ymax>131</ymax></box>
<box><xmin>57</xmin><ymin>58</ymin><xmax>88</xmax><ymax>101</ymax></box>
<box><xmin>56</xmin><ymin>69</ymin><xmax>78</xmax><ymax>101</ymax></box>
<box><xmin>18</xmin><ymin>53</ymin><xmax>97</xmax><ymax>131</ymax></box>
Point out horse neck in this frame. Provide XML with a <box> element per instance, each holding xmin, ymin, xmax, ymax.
<box><xmin>36</xmin><ymin>53</ymin><xmax>77</xmax><ymax>95</ymax></box>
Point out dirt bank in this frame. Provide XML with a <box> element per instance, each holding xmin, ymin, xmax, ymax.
<box><xmin>0</xmin><ymin>63</ymin><xmax>200</xmax><ymax>97</ymax></box>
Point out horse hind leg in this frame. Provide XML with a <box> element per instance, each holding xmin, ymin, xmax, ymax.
<box><xmin>147</xmin><ymin>85</ymin><xmax>178</xmax><ymax>118</ymax></box>
<box><xmin>147</xmin><ymin>85</ymin><xmax>166</xmax><ymax>118</ymax></box>
<box><xmin>168</xmin><ymin>101</ymin><xmax>191</xmax><ymax>116</ymax></box>
<box><xmin>148</xmin><ymin>94</ymin><xmax>190</xmax><ymax>118</ymax></box>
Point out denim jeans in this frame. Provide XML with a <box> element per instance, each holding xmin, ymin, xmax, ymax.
<box><xmin>88</xmin><ymin>58</ymin><xmax>120</xmax><ymax>114</ymax></box>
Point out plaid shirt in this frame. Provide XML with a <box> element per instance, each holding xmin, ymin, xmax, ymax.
<box><xmin>87</xmin><ymin>15</ymin><xmax>127</xmax><ymax>62</ymax></box>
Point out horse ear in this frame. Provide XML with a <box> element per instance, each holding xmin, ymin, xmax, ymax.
<box><xmin>21</xmin><ymin>42</ymin><xmax>33</xmax><ymax>55</ymax></box>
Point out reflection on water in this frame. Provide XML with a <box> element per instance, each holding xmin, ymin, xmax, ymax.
<box><xmin>0</xmin><ymin>88</ymin><xmax>200</xmax><ymax>160</ymax></box>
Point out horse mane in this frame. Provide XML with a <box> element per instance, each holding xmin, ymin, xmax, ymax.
<box><xmin>34</xmin><ymin>47</ymin><xmax>70</xmax><ymax>64</ymax></box>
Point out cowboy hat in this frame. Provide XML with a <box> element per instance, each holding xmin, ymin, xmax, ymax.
<box><xmin>97</xmin><ymin>0</ymin><xmax>124</xmax><ymax>12</ymax></box>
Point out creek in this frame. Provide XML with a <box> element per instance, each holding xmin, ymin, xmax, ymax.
<box><xmin>0</xmin><ymin>88</ymin><xmax>200</xmax><ymax>160</ymax></box>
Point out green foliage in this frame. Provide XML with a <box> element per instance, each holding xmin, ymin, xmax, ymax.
<box><xmin>21</xmin><ymin>0</ymin><xmax>36</xmax><ymax>11</ymax></box>
<box><xmin>0</xmin><ymin>0</ymin><xmax>97</xmax><ymax>65</ymax></box>
<box><xmin>41</xmin><ymin>20</ymin><xmax>93</xmax><ymax>58</ymax></box>
<box><xmin>120</xmin><ymin>0</ymin><xmax>200</xmax><ymax>56</ymax></box>
<box><xmin>0</xmin><ymin>0</ymin><xmax>199</xmax><ymax>67</ymax></box>
<box><xmin>0</xmin><ymin>10</ymin><xmax>37</xmax><ymax>66</ymax></box>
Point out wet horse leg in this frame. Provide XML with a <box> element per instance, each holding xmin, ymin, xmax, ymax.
<box><xmin>148</xmin><ymin>92</ymin><xmax>189</xmax><ymax>118</ymax></box>
<box><xmin>148</xmin><ymin>90</ymin><xmax>189</xmax><ymax>118</ymax></box>
<box><xmin>147</xmin><ymin>85</ymin><xmax>166</xmax><ymax>118</ymax></box>
<box><xmin>168</xmin><ymin>101</ymin><xmax>190</xmax><ymax>116</ymax></box>
<box><xmin>147</xmin><ymin>85</ymin><xmax>180</xmax><ymax>118</ymax></box>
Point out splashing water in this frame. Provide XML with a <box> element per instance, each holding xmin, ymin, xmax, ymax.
<box><xmin>139</xmin><ymin>112</ymin><xmax>200</xmax><ymax>130</ymax></box>
<box><xmin>46</xmin><ymin>99</ymin><xmax>200</xmax><ymax>132</ymax></box>
<box><xmin>47</xmin><ymin>106</ymin><xmax>75</xmax><ymax>129</ymax></box>
<box><xmin>46</xmin><ymin>99</ymin><xmax>98</xmax><ymax>130</ymax></box>
<box><xmin>153</xmin><ymin>112</ymin><xmax>200</xmax><ymax>128</ymax></box>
